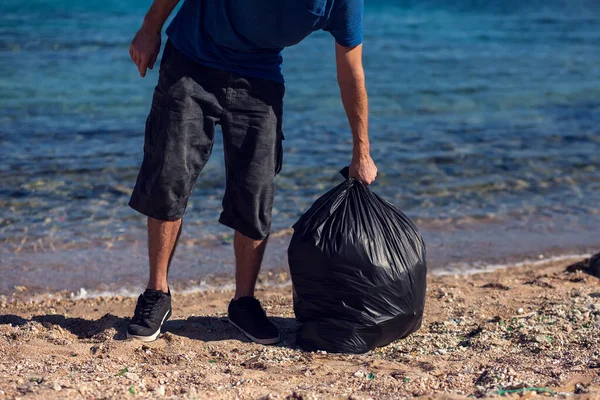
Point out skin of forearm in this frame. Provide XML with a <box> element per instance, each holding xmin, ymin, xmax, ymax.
<box><xmin>338</xmin><ymin>72</ymin><xmax>370</xmax><ymax>157</ymax></box>
<box><xmin>142</xmin><ymin>0</ymin><xmax>181</xmax><ymax>33</ymax></box>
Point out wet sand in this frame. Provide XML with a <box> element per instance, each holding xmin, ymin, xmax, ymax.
<box><xmin>1</xmin><ymin>256</ymin><xmax>600</xmax><ymax>399</ymax></box>
<box><xmin>3</xmin><ymin>217</ymin><xmax>599</xmax><ymax>297</ymax></box>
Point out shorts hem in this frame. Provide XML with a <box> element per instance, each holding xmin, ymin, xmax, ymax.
<box><xmin>218</xmin><ymin>215</ymin><xmax>269</xmax><ymax>241</ymax></box>
<box><xmin>128</xmin><ymin>197</ymin><xmax>186</xmax><ymax>222</ymax></box>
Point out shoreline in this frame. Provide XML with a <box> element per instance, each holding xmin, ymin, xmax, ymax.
<box><xmin>3</xmin><ymin>207</ymin><xmax>600</xmax><ymax>299</ymax></box>
<box><xmin>1</xmin><ymin>255</ymin><xmax>600</xmax><ymax>399</ymax></box>
<box><xmin>0</xmin><ymin>250</ymin><xmax>594</xmax><ymax>303</ymax></box>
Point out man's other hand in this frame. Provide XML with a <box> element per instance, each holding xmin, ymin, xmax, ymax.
<box><xmin>129</xmin><ymin>25</ymin><xmax>161</xmax><ymax>78</ymax></box>
<box><xmin>349</xmin><ymin>154</ymin><xmax>377</xmax><ymax>185</ymax></box>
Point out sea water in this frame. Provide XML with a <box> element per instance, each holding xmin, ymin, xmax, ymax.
<box><xmin>1</xmin><ymin>0</ymin><xmax>599</xmax><ymax>295</ymax></box>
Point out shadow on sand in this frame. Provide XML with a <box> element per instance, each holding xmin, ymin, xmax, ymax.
<box><xmin>0</xmin><ymin>314</ymin><xmax>298</xmax><ymax>347</ymax></box>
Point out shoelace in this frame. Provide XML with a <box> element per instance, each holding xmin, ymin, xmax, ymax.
<box><xmin>135</xmin><ymin>292</ymin><xmax>164</xmax><ymax>322</ymax></box>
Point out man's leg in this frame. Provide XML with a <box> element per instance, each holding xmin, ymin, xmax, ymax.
<box><xmin>127</xmin><ymin>41</ymin><xmax>223</xmax><ymax>341</ymax></box>
<box><xmin>229</xmin><ymin>231</ymin><xmax>279</xmax><ymax>345</ymax></box>
<box><xmin>234</xmin><ymin>232</ymin><xmax>268</xmax><ymax>299</ymax></box>
<box><xmin>220</xmin><ymin>75</ymin><xmax>284</xmax><ymax>345</ymax></box>
<box><xmin>147</xmin><ymin>217</ymin><xmax>182</xmax><ymax>293</ymax></box>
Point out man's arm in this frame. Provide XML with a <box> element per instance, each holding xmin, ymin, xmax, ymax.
<box><xmin>130</xmin><ymin>0</ymin><xmax>180</xmax><ymax>78</ymax></box>
<box><xmin>336</xmin><ymin>43</ymin><xmax>378</xmax><ymax>185</ymax></box>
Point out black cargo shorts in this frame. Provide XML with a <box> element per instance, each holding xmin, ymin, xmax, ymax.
<box><xmin>129</xmin><ymin>41</ymin><xmax>285</xmax><ymax>240</ymax></box>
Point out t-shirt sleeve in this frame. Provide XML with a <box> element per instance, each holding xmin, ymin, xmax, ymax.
<box><xmin>323</xmin><ymin>0</ymin><xmax>364</xmax><ymax>47</ymax></box>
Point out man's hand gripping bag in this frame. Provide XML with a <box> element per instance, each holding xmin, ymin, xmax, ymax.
<box><xmin>288</xmin><ymin>169</ymin><xmax>427</xmax><ymax>354</ymax></box>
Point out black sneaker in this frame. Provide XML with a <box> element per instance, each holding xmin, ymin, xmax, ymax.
<box><xmin>228</xmin><ymin>297</ymin><xmax>280</xmax><ymax>345</ymax></box>
<box><xmin>127</xmin><ymin>289</ymin><xmax>172</xmax><ymax>342</ymax></box>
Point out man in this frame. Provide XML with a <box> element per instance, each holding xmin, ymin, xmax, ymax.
<box><xmin>126</xmin><ymin>0</ymin><xmax>378</xmax><ymax>344</ymax></box>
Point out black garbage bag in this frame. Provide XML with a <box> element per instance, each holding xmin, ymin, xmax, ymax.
<box><xmin>288</xmin><ymin>168</ymin><xmax>427</xmax><ymax>354</ymax></box>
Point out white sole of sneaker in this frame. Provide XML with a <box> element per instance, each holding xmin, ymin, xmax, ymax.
<box><xmin>127</xmin><ymin>309</ymin><xmax>172</xmax><ymax>342</ymax></box>
<box><xmin>228</xmin><ymin>319</ymin><xmax>281</xmax><ymax>345</ymax></box>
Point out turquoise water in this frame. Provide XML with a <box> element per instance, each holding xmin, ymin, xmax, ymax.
<box><xmin>1</xmin><ymin>0</ymin><xmax>600</xmax><ymax>295</ymax></box>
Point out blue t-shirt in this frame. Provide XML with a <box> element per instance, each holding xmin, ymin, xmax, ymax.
<box><xmin>166</xmin><ymin>0</ymin><xmax>363</xmax><ymax>83</ymax></box>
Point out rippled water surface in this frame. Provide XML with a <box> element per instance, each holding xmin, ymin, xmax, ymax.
<box><xmin>1</xmin><ymin>0</ymin><xmax>599</xmax><ymax>295</ymax></box>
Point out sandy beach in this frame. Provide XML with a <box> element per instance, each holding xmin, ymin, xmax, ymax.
<box><xmin>1</xmin><ymin>255</ymin><xmax>600</xmax><ymax>399</ymax></box>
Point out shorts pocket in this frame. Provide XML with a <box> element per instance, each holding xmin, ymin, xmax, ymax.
<box><xmin>275</xmin><ymin>129</ymin><xmax>284</xmax><ymax>176</ymax></box>
<box><xmin>274</xmin><ymin>97</ymin><xmax>285</xmax><ymax>176</ymax></box>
